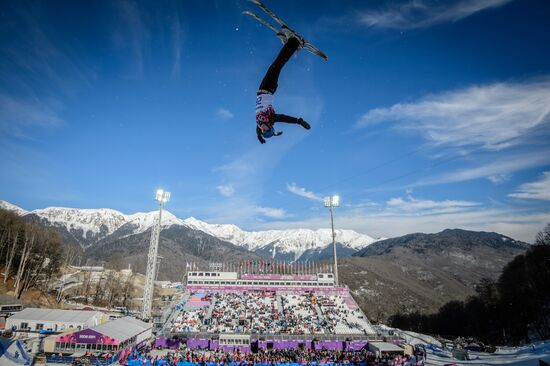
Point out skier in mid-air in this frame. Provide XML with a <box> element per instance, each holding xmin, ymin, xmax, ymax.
<box><xmin>256</xmin><ymin>34</ymin><xmax>311</xmax><ymax>144</ymax></box>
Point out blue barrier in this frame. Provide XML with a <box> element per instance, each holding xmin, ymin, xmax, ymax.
<box><xmin>0</xmin><ymin>340</ymin><xmax>31</xmax><ymax>365</ymax></box>
<box><xmin>127</xmin><ymin>360</ymin><xmax>367</xmax><ymax>366</ymax></box>
<box><xmin>46</xmin><ymin>355</ymin><xmax>73</xmax><ymax>363</ymax></box>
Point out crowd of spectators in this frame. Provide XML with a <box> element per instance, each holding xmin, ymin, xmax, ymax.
<box><xmin>169</xmin><ymin>291</ymin><xmax>374</xmax><ymax>335</ymax></box>
<box><xmin>318</xmin><ymin>297</ymin><xmax>373</xmax><ymax>334</ymax></box>
<box><xmin>127</xmin><ymin>347</ymin><xmax>375</xmax><ymax>365</ymax></box>
<box><xmin>126</xmin><ymin>346</ymin><xmax>425</xmax><ymax>366</ymax></box>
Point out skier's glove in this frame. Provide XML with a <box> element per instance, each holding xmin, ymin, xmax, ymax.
<box><xmin>256</xmin><ymin>127</ymin><xmax>266</xmax><ymax>144</ymax></box>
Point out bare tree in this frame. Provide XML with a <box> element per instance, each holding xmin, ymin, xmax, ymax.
<box><xmin>121</xmin><ymin>274</ymin><xmax>136</xmax><ymax>309</ymax></box>
<box><xmin>83</xmin><ymin>271</ymin><xmax>92</xmax><ymax>305</ymax></box>
<box><xmin>92</xmin><ymin>276</ymin><xmax>105</xmax><ymax>306</ymax></box>
<box><xmin>3</xmin><ymin>222</ymin><xmax>20</xmax><ymax>283</ymax></box>
<box><xmin>535</xmin><ymin>223</ymin><xmax>550</xmax><ymax>246</ymax></box>
<box><xmin>14</xmin><ymin>223</ymin><xmax>37</xmax><ymax>296</ymax></box>
<box><xmin>21</xmin><ymin>229</ymin><xmax>63</xmax><ymax>297</ymax></box>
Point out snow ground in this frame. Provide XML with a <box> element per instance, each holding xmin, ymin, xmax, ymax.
<box><xmin>398</xmin><ymin>330</ymin><xmax>550</xmax><ymax>366</ymax></box>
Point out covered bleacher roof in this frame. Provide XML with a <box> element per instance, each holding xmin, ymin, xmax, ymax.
<box><xmin>8</xmin><ymin>308</ymin><xmax>102</xmax><ymax>323</ymax></box>
<box><xmin>89</xmin><ymin>316</ymin><xmax>150</xmax><ymax>342</ymax></box>
<box><xmin>368</xmin><ymin>342</ymin><xmax>405</xmax><ymax>353</ymax></box>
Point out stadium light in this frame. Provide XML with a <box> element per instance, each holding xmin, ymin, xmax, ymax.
<box><xmin>142</xmin><ymin>189</ymin><xmax>171</xmax><ymax>320</ymax></box>
<box><xmin>156</xmin><ymin>189</ymin><xmax>170</xmax><ymax>203</ymax></box>
<box><xmin>324</xmin><ymin>195</ymin><xmax>339</xmax><ymax>208</ymax></box>
<box><xmin>324</xmin><ymin>195</ymin><xmax>340</xmax><ymax>286</ymax></box>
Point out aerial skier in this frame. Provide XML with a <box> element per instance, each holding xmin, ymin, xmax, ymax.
<box><xmin>244</xmin><ymin>0</ymin><xmax>327</xmax><ymax>144</ymax></box>
<box><xmin>255</xmin><ymin>35</ymin><xmax>311</xmax><ymax>144</ymax></box>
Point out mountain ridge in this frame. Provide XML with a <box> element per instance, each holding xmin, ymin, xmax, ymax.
<box><xmin>0</xmin><ymin>200</ymin><xmax>379</xmax><ymax>261</ymax></box>
<box><xmin>354</xmin><ymin>228</ymin><xmax>528</xmax><ymax>257</ymax></box>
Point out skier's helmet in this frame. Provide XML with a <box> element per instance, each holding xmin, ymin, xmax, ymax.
<box><xmin>262</xmin><ymin>126</ymin><xmax>276</xmax><ymax>138</ymax></box>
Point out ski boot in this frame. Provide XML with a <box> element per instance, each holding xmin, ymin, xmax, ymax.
<box><xmin>298</xmin><ymin>118</ymin><xmax>311</xmax><ymax>130</ymax></box>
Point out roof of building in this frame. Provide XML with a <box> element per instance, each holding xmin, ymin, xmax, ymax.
<box><xmin>8</xmin><ymin>308</ymin><xmax>102</xmax><ymax>323</ymax></box>
<box><xmin>89</xmin><ymin>317</ymin><xmax>151</xmax><ymax>342</ymax></box>
<box><xmin>369</xmin><ymin>342</ymin><xmax>405</xmax><ymax>353</ymax></box>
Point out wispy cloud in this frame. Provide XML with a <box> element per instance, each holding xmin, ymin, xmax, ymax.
<box><xmin>256</xmin><ymin>199</ymin><xmax>549</xmax><ymax>243</ymax></box>
<box><xmin>208</xmin><ymin>145</ymin><xmax>297</xmax><ymax>224</ymax></box>
<box><xmin>487</xmin><ymin>174</ymin><xmax>511</xmax><ymax>185</ymax></box>
<box><xmin>217</xmin><ymin>108</ymin><xmax>235</xmax><ymax>121</ymax></box>
<box><xmin>413</xmin><ymin>152</ymin><xmax>550</xmax><ymax>187</ymax></box>
<box><xmin>0</xmin><ymin>3</ymin><xmax>95</xmax><ymax>141</ymax></box>
<box><xmin>356</xmin><ymin>78</ymin><xmax>550</xmax><ymax>151</ymax></box>
<box><xmin>286</xmin><ymin>183</ymin><xmax>324</xmax><ymax>202</ymax></box>
<box><xmin>385</xmin><ymin>194</ymin><xmax>479</xmax><ymax>215</ymax></box>
<box><xmin>359</xmin><ymin>0</ymin><xmax>512</xmax><ymax>29</ymax></box>
<box><xmin>111</xmin><ymin>0</ymin><xmax>149</xmax><ymax>79</ymax></box>
<box><xmin>256</xmin><ymin>206</ymin><xmax>289</xmax><ymax>219</ymax></box>
<box><xmin>509</xmin><ymin>172</ymin><xmax>550</xmax><ymax>201</ymax></box>
<box><xmin>0</xmin><ymin>95</ymin><xmax>64</xmax><ymax>138</ymax></box>
<box><xmin>216</xmin><ymin>184</ymin><xmax>235</xmax><ymax>197</ymax></box>
<box><xmin>170</xmin><ymin>9</ymin><xmax>183</xmax><ymax>80</ymax></box>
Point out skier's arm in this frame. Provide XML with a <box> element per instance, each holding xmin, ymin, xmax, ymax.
<box><xmin>256</xmin><ymin>126</ymin><xmax>266</xmax><ymax>144</ymax></box>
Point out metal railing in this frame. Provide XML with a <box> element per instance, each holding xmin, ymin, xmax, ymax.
<box><xmin>164</xmin><ymin>331</ymin><xmax>387</xmax><ymax>342</ymax></box>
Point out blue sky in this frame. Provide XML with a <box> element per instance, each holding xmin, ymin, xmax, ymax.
<box><xmin>1</xmin><ymin>0</ymin><xmax>549</xmax><ymax>242</ymax></box>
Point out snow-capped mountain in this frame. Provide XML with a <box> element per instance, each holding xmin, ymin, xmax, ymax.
<box><xmin>125</xmin><ymin>210</ymin><xmax>184</xmax><ymax>235</ymax></box>
<box><xmin>31</xmin><ymin>207</ymin><xmax>129</xmax><ymax>239</ymax></box>
<box><xmin>0</xmin><ymin>200</ymin><xmax>379</xmax><ymax>259</ymax></box>
<box><xmin>0</xmin><ymin>200</ymin><xmax>28</xmax><ymax>216</ymax></box>
<box><xmin>1</xmin><ymin>200</ymin><xmax>184</xmax><ymax>247</ymax></box>
<box><xmin>183</xmin><ymin>217</ymin><xmax>379</xmax><ymax>260</ymax></box>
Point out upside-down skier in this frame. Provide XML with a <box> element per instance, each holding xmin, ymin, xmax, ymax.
<box><xmin>255</xmin><ymin>34</ymin><xmax>311</xmax><ymax>144</ymax></box>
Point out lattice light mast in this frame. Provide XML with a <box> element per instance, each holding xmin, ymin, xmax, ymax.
<box><xmin>324</xmin><ymin>195</ymin><xmax>340</xmax><ymax>287</ymax></box>
<box><xmin>141</xmin><ymin>189</ymin><xmax>170</xmax><ymax>320</ymax></box>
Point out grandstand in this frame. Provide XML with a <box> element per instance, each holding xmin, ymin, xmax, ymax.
<box><xmin>159</xmin><ymin>265</ymin><xmax>377</xmax><ymax>353</ymax></box>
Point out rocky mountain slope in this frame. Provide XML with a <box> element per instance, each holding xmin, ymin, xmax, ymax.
<box><xmin>86</xmin><ymin>225</ymin><xmax>263</xmax><ymax>281</ymax></box>
<box><xmin>343</xmin><ymin>229</ymin><xmax>529</xmax><ymax>322</ymax></box>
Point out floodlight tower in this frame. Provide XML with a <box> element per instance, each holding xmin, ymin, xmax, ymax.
<box><xmin>324</xmin><ymin>195</ymin><xmax>340</xmax><ymax>287</ymax></box>
<box><xmin>141</xmin><ymin>189</ymin><xmax>170</xmax><ymax>320</ymax></box>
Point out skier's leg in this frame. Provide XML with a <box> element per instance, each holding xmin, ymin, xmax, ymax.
<box><xmin>258</xmin><ymin>37</ymin><xmax>300</xmax><ymax>94</ymax></box>
<box><xmin>272</xmin><ymin>113</ymin><xmax>310</xmax><ymax>129</ymax></box>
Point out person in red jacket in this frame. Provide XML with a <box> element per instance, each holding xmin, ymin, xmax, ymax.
<box><xmin>256</xmin><ymin>34</ymin><xmax>311</xmax><ymax>144</ymax></box>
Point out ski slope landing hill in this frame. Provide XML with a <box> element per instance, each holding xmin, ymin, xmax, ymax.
<box><xmin>396</xmin><ymin>328</ymin><xmax>550</xmax><ymax>366</ymax></box>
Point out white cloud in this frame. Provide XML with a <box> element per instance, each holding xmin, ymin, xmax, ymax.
<box><xmin>355</xmin><ymin>78</ymin><xmax>550</xmax><ymax>151</ymax></box>
<box><xmin>286</xmin><ymin>183</ymin><xmax>324</xmax><ymax>202</ymax></box>
<box><xmin>487</xmin><ymin>174</ymin><xmax>511</xmax><ymax>184</ymax></box>
<box><xmin>255</xmin><ymin>203</ymin><xmax>549</xmax><ymax>243</ymax></box>
<box><xmin>256</xmin><ymin>206</ymin><xmax>288</xmax><ymax>219</ymax></box>
<box><xmin>216</xmin><ymin>184</ymin><xmax>235</xmax><ymax>197</ymax></box>
<box><xmin>170</xmin><ymin>10</ymin><xmax>183</xmax><ymax>80</ymax></box>
<box><xmin>386</xmin><ymin>195</ymin><xmax>479</xmax><ymax>214</ymax></box>
<box><xmin>217</xmin><ymin>108</ymin><xmax>234</xmax><ymax>120</ymax></box>
<box><xmin>359</xmin><ymin>0</ymin><xmax>512</xmax><ymax>29</ymax></box>
<box><xmin>413</xmin><ymin>152</ymin><xmax>550</xmax><ymax>187</ymax></box>
<box><xmin>509</xmin><ymin>172</ymin><xmax>550</xmax><ymax>201</ymax></box>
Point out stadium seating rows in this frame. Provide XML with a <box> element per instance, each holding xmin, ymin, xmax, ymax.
<box><xmin>169</xmin><ymin>291</ymin><xmax>375</xmax><ymax>335</ymax></box>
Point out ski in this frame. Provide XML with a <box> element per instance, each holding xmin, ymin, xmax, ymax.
<box><xmin>244</xmin><ymin>0</ymin><xmax>328</xmax><ymax>61</ymax></box>
<box><xmin>243</xmin><ymin>11</ymin><xmax>280</xmax><ymax>36</ymax></box>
